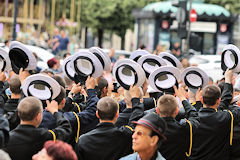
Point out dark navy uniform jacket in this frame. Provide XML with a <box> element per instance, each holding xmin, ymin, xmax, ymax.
<box><xmin>5</xmin><ymin>112</ymin><xmax>71</xmax><ymax>160</ymax></box>
<box><xmin>75</xmin><ymin>98</ymin><xmax>145</xmax><ymax>160</ymax></box>
<box><xmin>190</xmin><ymin>83</ymin><xmax>240</xmax><ymax>160</ymax></box>
<box><xmin>158</xmin><ymin>100</ymin><xmax>200</xmax><ymax>160</ymax></box>
<box><xmin>39</xmin><ymin>89</ymin><xmax>99</xmax><ymax>146</ymax></box>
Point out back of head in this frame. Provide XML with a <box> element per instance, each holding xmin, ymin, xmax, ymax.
<box><xmin>157</xmin><ymin>94</ymin><xmax>178</xmax><ymax>117</ymax></box>
<box><xmin>64</xmin><ymin>75</ymin><xmax>73</xmax><ymax>88</ymax></box>
<box><xmin>54</xmin><ymin>86</ymin><xmax>66</xmax><ymax>104</ymax></box>
<box><xmin>97</xmin><ymin>97</ymin><xmax>118</xmax><ymax>120</ymax></box>
<box><xmin>18</xmin><ymin>96</ymin><xmax>43</xmax><ymax>121</ymax></box>
<box><xmin>98</xmin><ymin>77</ymin><xmax>108</xmax><ymax>91</ymax></box>
<box><xmin>44</xmin><ymin>140</ymin><xmax>77</xmax><ymax>160</ymax></box>
<box><xmin>9</xmin><ymin>75</ymin><xmax>21</xmax><ymax>94</ymax></box>
<box><xmin>52</xmin><ymin>75</ymin><xmax>66</xmax><ymax>88</ymax></box>
<box><xmin>202</xmin><ymin>85</ymin><xmax>221</xmax><ymax>106</ymax></box>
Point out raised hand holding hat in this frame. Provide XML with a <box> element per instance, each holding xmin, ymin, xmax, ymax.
<box><xmin>9</xmin><ymin>41</ymin><xmax>36</xmax><ymax>74</ymax></box>
<box><xmin>112</xmin><ymin>59</ymin><xmax>146</xmax><ymax>90</ymax></box>
<box><xmin>149</xmin><ymin>66</ymin><xmax>180</xmax><ymax>94</ymax></box>
<box><xmin>181</xmin><ymin>66</ymin><xmax>209</xmax><ymax>93</ymax></box>
<box><xmin>221</xmin><ymin>44</ymin><xmax>240</xmax><ymax>73</ymax></box>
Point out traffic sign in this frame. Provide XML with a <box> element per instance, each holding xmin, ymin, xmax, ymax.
<box><xmin>190</xmin><ymin>9</ymin><xmax>197</xmax><ymax>22</ymax></box>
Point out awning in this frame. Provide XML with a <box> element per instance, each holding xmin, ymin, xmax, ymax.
<box><xmin>142</xmin><ymin>1</ymin><xmax>231</xmax><ymax>20</ymax></box>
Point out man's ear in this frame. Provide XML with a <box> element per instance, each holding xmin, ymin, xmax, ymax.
<box><xmin>216</xmin><ymin>98</ymin><xmax>221</xmax><ymax>105</ymax></box>
<box><xmin>200</xmin><ymin>97</ymin><xmax>203</xmax><ymax>104</ymax></box>
<box><xmin>61</xmin><ymin>98</ymin><xmax>66</xmax><ymax>105</ymax></box>
<box><xmin>150</xmin><ymin>135</ymin><xmax>159</xmax><ymax>146</ymax></box>
<box><xmin>174</xmin><ymin>107</ymin><xmax>179</xmax><ymax>117</ymax></box>
<box><xmin>96</xmin><ymin>110</ymin><xmax>100</xmax><ymax>119</ymax></box>
<box><xmin>35</xmin><ymin>112</ymin><xmax>41</xmax><ymax>122</ymax></box>
<box><xmin>115</xmin><ymin>110</ymin><xmax>119</xmax><ymax>119</ymax></box>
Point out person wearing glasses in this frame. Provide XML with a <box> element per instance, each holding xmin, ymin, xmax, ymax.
<box><xmin>120</xmin><ymin>112</ymin><xmax>167</xmax><ymax>160</ymax></box>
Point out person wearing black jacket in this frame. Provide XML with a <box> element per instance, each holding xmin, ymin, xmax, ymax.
<box><xmin>157</xmin><ymin>86</ymin><xmax>200</xmax><ymax>160</ymax></box>
<box><xmin>39</xmin><ymin>77</ymin><xmax>99</xmax><ymax>146</ymax></box>
<box><xmin>0</xmin><ymin>71</ymin><xmax>10</xmax><ymax>114</ymax></box>
<box><xmin>75</xmin><ymin>86</ymin><xmax>144</xmax><ymax>160</ymax></box>
<box><xmin>3</xmin><ymin>75</ymin><xmax>21</xmax><ymax>130</ymax></box>
<box><xmin>190</xmin><ymin>69</ymin><xmax>240</xmax><ymax>160</ymax></box>
<box><xmin>5</xmin><ymin>96</ymin><xmax>72</xmax><ymax>160</ymax></box>
<box><xmin>0</xmin><ymin>114</ymin><xmax>9</xmax><ymax>148</ymax></box>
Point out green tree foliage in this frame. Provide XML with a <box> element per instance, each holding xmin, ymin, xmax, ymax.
<box><xmin>80</xmin><ymin>0</ymin><xmax>161</xmax><ymax>48</ymax></box>
<box><xmin>205</xmin><ymin>0</ymin><xmax>240</xmax><ymax>14</ymax></box>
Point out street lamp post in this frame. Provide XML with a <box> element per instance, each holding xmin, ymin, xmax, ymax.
<box><xmin>12</xmin><ymin>0</ymin><xmax>18</xmax><ymax>40</ymax></box>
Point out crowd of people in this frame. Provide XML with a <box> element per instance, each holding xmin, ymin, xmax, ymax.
<box><xmin>0</xmin><ymin>40</ymin><xmax>240</xmax><ymax>160</ymax></box>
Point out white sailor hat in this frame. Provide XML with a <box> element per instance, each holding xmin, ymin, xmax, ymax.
<box><xmin>22</xmin><ymin>74</ymin><xmax>61</xmax><ymax>100</ymax></box>
<box><xmin>113</xmin><ymin>59</ymin><xmax>146</xmax><ymax>90</ymax></box>
<box><xmin>159</xmin><ymin>52</ymin><xmax>182</xmax><ymax>69</ymax></box>
<box><xmin>70</xmin><ymin>50</ymin><xmax>103</xmax><ymax>84</ymax></box>
<box><xmin>221</xmin><ymin>44</ymin><xmax>240</xmax><ymax>73</ymax></box>
<box><xmin>129</xmin><ymin>49</ymin><xmax>151</xmax><ymax>62</ymax></box>
<box><xmin>62</xmin><ymin>55</ymin><xmax>76</xmax><ymax>81</ymax></box>
<box><xmin>9</xmin><ymin>41</ymin><xmax>36</xmax><ymax>74</ymax></box>
<box><xmin>137</xmin><ymin>54</ymin><xmax>166</xmax><ymax>78</ymax></box>
<box><xmin>181</xmin><ymin>66</ymin><xmax>209</xmax><ymax>93</ymax></box>
<box><xmin>149</xmin><ymin>66</ymin><xmax>180</xmax><ymax>93</ymax></box>
<box><xmin>89</xmin><ymin>47</ymin><xmax>111</xmax><ymax>71</ymax></box>
<box><xmin>0</xmin><ymin>47</ymin><xmax>11</xmax><ymax>72</ymax></box>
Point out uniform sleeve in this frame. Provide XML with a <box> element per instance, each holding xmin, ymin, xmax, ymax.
<box><xmin>128</xmin><ymin>98</ymin><xmax>145</xmax><ymax>126</ymax></box>
<box><xmin>182</xmin><ymin>100</ymin><xmax>200</xmax><ymax>130</ymax></box>
<box><xmin>192</xmin><ymin>101</ymin><xmax>203</xmax><ymax>111</ymax></box>
<box><xmin>49</xmin><ymin>112</ymin><xmax>72</xmax><ymax>141</ymax></box>
<box><xmin>77</xmin><ymin>89</ymin><xmax>98</xmax><ymax>126</ymax></box>
<box><xmin>218</xmin><ymin>83</ymin><xmax>233</xmax><ymax>110</ymax></box>
<box><xmin>0</xmin><ymin>114</ymin><xmax>9</xmax><ymax>147</ymax></box>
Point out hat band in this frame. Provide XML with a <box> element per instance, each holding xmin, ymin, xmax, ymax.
<box><xmin>27</xmin><ymin>80</ymin><xmax>53</xmax><ymax>100</ymax></box>
<box><xmin>74</xmin><ymin>56</ymin><xmax>95</xmax><ymax>77</ymax></box>
<box><xmin>92</xmin><ymin>52</ymin><xmax>105</xmax><ymax>69</ymax></box>
<box><xmin>154</xmin><ymin>71</ymin><xmax>178</xmax><ymax>93</ymax></box>
<box><xmin>184</xmin><ymin>70</ymin><xmax>203</xmax><ymax>89</ymax></box>
<box><xmin>115</xmin><ymin>64</ymin><xmax>138</xmax><ymax>90</ymax></box>
<box><xmin>0</xmin><ymin>55</ymin><xmax>6</xmax><ymax>72</ymax></box>
<box><xmin>162</xmin><ymin>56</ymin><xmax>177</xmax><ymax>67</ymax></box>
<box><xmin>221</xmin><ymin>49</ymin><xmax>238</xmax><ymax>71</ymax></box>
<box><xmin>142</xmin><ymin>58</ymin><xmax>161</xmax><ymax>78</ymax></box>
<box><xmin>64</xmin><ymin>60</ymin><xmax>75</xmax><ymax>81</ymax></box>
<box><xmin>137</xmin><ymin>119</ymin><xmax>166</xmax><ymax>140</ymax></box>
<box><xmin>133</xmin><ymin>55</ymin><xmax>141</xmax><ymax>62</ymax></box>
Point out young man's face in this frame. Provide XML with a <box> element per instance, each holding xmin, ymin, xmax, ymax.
<box><xmin>132</xmin><ymin>125</ymin><xmax>154</xmax><ymax>152</ymax></box>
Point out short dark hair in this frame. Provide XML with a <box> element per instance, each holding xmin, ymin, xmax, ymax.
<box><xmin>97</xmin><ymin>97</ymin><xmax>118</xmax><ymax>120</ymax></box>
<box><xmin>9</xmin><ymin>75</ymin><xmax>21</xmax><ymax>94</ymax></box>
<box><xmin>54</xmin><ymin>87</ymin><xmax>66</xmax><ymax>104</ymax></box>
<box><xmin>18</xmin><ymin>97</ymin><xmax>43</xmax><ymax>121</ymax></box>
<box><xmin>64</xmin><ymin>75</ymin><xmax>73</xmax><ymax>87</ymax></box>
<box><xmin>157</xmin><ymin>95</ymin><xmax>178</xmax><ymax>117</ymax></box>
<box><xmin>63</xmin><ymin>53</ymin><xmax>71</xmax><ymax>59</ymax></box>
<box><xmin>53</xmin><ymin>75</ymin><xmax>66</xmax><ymax>88</ymax></box>
<box><xmin>40</xmin><ymin>69</ymin><xmax>54</xmax><ymax>77</ymax></box>
<box><xmin>202</xmin><ymin>85</ymin><xmax>221</xmax><ymax>106</ymax></box>
<box><xmin>98</xmin><ymin>77</ymin><xmax>108</xmax><ymax>91</ymax></box>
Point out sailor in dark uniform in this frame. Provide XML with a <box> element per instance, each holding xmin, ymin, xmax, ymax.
<box><xmin>5</xmin><ymin>97</ymin><xmax>72</xmax><ymax>160</ymax></box>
